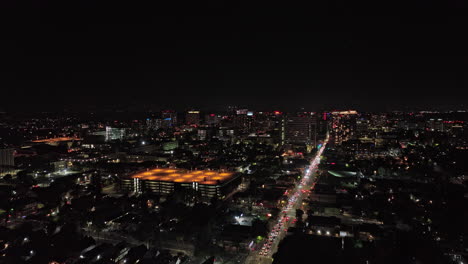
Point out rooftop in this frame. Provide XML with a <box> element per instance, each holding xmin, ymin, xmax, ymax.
<box><xmin>131</xmin><ymin>168</ymin><xmax>237</xmax><ymax>185</ymax></box>
<box><xmin>32</xmin><ymin>137</ymin><xmax>82</xmax><ymax>143</ymax></box>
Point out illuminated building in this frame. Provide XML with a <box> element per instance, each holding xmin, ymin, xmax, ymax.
<box><xmin>186</xmin><ymin>110</ymin><xmax>200</xmax><ymax>125</ymax></box>
<box><xmin>331</xmin><ymin>114</ymin><xmax>356</xmax><ymax>145</ymax></box>
<box><xmin>105</xmin><ymin>126</ymin><xmax>126</xmax><ymax>141</ymax></box>
<box><xmin>233</xmin><ymin>111</ymin><xmax>254</xmax><ymax>131</ymax></box>
<box><xmin>162</xmin><ymin>110</ymin><xmax>177</xmax><ymax>128</ymax></box>
<box><xmin>427</xmin><ymin>118</ymin><xmax>444</xmax><ymax>132</ymax></box>
<box><xmin>205</xmin><ymin>114</ymin><xmax>220</xmax><ymax>126</ymax></box>
<box><xmin>443</xmin><ymin>120</ymin><xmax>464</xmax><ymax>133</ymax></box>
<box><xmin>218</xmin><ymin>128</ymin><xmax>234</xmax><ymax>138</ymax></box>
<box><xmin>162</xmin><ymin>141</ymin><xmax>178</xmax><ymax>151</ymax></box>
<box><xmin>317</xmin><ymin>113</ymin><xmax>330</xmax><ymax>136</ymax></box>
<box><xmin>331</xmin><ymin>110</ymin><xmax>358</xmax><ymax>115</ymax></box>
<box><xmin>236</xmin><ymin>109</ymin><xmax>249</xmax><ymax>115</ymax></box>
<box><xmin>146</xmin><ymin>118</ymin><xmax>162</xmax><ymax>130</ymax></box>
<box><xmin>283</xmin><ymin>114</ymin><xmax>317</xmax><ymax>147</ymax></box>
<box><xmin>31</xmin><ymin>137</ymin><xmax>81</xmax><ymax>144</ymax></box>
<box><xmin>356</xmin><ymin>119</ymin><xmax>370</xmax><ymax>137</ymax></box>
<box><xmin>120</xmin><ymin>168</ymin><xmax>241</xmax><ymax>199</ymax></box>
<box><xmin>31</xmin><ymin>137</ymin><xmax>82</xmax><ymax>147</ymax></box>
<box><xmin>198</xmin><ymin>129</ymin><xmax>208</xmax><ymax>140</ymax></box>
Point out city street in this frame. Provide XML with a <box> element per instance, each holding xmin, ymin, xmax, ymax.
<box><xmin>245</xmin><ymin>138</ymin><xmax>328</xmax><ymax>264</ymax></box>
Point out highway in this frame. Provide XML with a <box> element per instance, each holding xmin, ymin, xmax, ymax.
<box><xmin>245</xmin><ymin>138</ymin><xmax>327</xmax><ymax>264</ymax></box>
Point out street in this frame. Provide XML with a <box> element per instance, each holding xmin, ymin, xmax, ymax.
<box><xmin>244</xmin><ymin>138</ymin><xmax>328</xmax><ymax>264</ymax></box>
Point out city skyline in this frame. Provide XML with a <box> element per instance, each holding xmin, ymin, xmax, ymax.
<box><xmin>1</xmin><ymin>1</ymin><xmax>468</xmax><ymax>263</ymax></box>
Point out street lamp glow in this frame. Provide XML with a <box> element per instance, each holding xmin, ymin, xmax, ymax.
<box><xmin>252</xmin><ymin>139</ymin><xmax>327</xmax><ymax>260</ymax></box>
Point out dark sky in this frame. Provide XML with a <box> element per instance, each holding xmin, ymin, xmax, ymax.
<box><xmin>1</xmin><ymin>0</ymin><xmax>467</xmax><ymax>111</ymax></box>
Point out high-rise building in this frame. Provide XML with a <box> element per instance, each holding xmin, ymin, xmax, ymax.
<box><xmin>205</xmin><ymin>114</ymin><xmax>220</xmax><ymax>126</ymax></box>
<box><xmin>356</xmin><ymin>119</ymin><xmax>370</xmax><ymax>137</ymax></box>
<box><xmin>186</xmin><ymin>110</ymin><xmax>200</xmax><ymax>125</ymax></box>
<box><xmin>105</xmin><ymin>126</ymin><xmax>126</xmax><ymax>141</ymax></box>
<box><xmin>233</xmin><ymin>110</ymin><xmax>254</xmax><ymax>131</ymax></box>
<box><xmin>283</xmin><ymin>114</ymin><xmax>317</xmax><ymax>146</ymax></box>
<box><xmin>317</xmin><ymin>112</ymin><xmax>330</xmax><ymax>136</ymax></box>
<box><xmin>146</xmin><ymin>118</ymin><xmax>155</xmax><ymax>130</ymax></box>
<box><xmin>331</xmin><ymin>114</ymin><xmax>357</xmax><ymax>145</ymax></box>
<box><xmin>146</xmin><ymin>118</ymin><xmax>163</xmax><ymax>130</ymax></box>
<box><xmin>162</xmin><ymin>110</ymin><xmax>177</xmax><ymax>128</ymax></box>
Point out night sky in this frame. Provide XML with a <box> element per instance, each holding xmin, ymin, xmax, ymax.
<box><xmin>1</xmin><ymin>0</ymin><xmax>467</xmax><ymax>111</ymax></box>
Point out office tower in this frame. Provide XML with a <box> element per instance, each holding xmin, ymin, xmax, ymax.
<box><xmin>162</xmin><ymin>110</ymin><xmax>177</xmax><ymax>128</ymax></box>
<box><xmin>356</xmin><ymin>119</ymin><xmax>370</xmax><ymax>137</ymax></box>
<box><xmin>105</xmin><ymin>126</ymin><xmax>126</xmax><ymax>141</ymax></box>
<box><xmin>146</xmin><ymin>118</ymin><xmax>163</xmax><ymax>130</ymax></box>
<box><xmin>284</xmin><ymin>113</ymin><xmax>317</xmax><ymax>146</ymax></box>
<box><xmin>146</xmin><ymin>118</ymin><xmax>155</xmax><ymax>130</ymax></box>
<box><xmin>205</xmin><ymin>114</ymin><xmax>220</xmax><ymax>126</ymax></box>
<box><xmin>186</xmin><ymin>110</ymin><xmax>200</xmax><ymax>125</ymax></box>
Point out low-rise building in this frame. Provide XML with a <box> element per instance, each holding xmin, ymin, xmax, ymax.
<box><xmin>120</xmin><ymin>168</ymin><xmax>242</xmax><ymax>200</ymax></box>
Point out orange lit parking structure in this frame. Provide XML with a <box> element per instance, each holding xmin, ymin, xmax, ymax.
<box><xmin>120</xmin><ymin>168</ymin><xmax>241</xmax><ymax>200</ymax></box>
